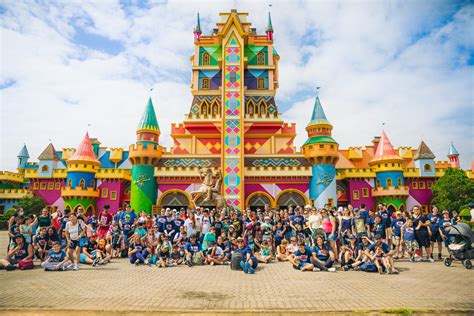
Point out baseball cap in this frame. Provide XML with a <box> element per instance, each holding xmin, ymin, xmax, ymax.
<box><xmin>374</xmin><ymin>234</ymin><xmax>382</xmax><ymax>239</ymax></box>
<box><xmin>354</xmin><ymin>208</ymin><xmax>360</xmax><ymax>212</ymax></box>
<box><xmin>395</xmin><ymin>211</ymin><xmax>402</xmax><ymax>215</ymax></box>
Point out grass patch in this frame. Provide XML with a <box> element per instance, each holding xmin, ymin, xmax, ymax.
<box><xmin>381</xmin><ymin>309</ymin><xmax>429</xmax><ymax>314</ymax></box>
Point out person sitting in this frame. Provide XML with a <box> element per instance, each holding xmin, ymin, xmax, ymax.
<box><xmin>311</xmin><ymin>236</ymin><xmax>336</xmax><ymax>272</ymax></box>
<box><xmin>170</xmin><ymin>244</ymin><xmax>184</xmax><ymax>266</ymax></box>
<box><xmin>276</xmin><ymin>239</ymin><xmax>289</xmax><ymax>261</ymax></box>
<box><xmin>0</xmin><ymin>234</ymin><xmax>34</xmax><ymax>271</ymax></box>
<box><xmin>235</xmin><ymin>237</ymin><xmax>258</xmax><ymax>274</ymax></box>
<box><xmin>289</xmin><ymin>240</ymin><xmax>315</xmax><ymax>272</ymax></box>
<box><xmin>128</xmin><ymin>234</ymin><xmax>148</xmax><ymax>266</ymax></box>
<box><xmin>184</xmin><ymin>234</ymin><xmax>204</xmax><ymax>267</ymax></box>
<box><xmin>364</xmin><ymin>234</ymin><xmax>398</xmax><ymax>274</ymax></box>
<box><xmin>205</xmin><ymin>241</ymin><xmax>226</xmax><ymax>265</ymax></box>
<box><xmin>257</xmin><ymin>240</ymin><xmax>273</xmax><ymax>264</ymax></box>
<box><xmin>157</xmin><ymin>245</ymin><xmax>173</xmax><ymax>268</ymax></box>
<box><xmin>41</xmin><ymin>241</ymin><xmax>71</xmax><ymax>271</ymax></box>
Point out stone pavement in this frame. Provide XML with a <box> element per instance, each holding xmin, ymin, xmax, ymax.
<box><xmin>0</xmin><ymin>231</ymin><xmax>473</xmax><ymax>314</ymax></box>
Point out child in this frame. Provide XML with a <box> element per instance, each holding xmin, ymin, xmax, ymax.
<box><xmin>372</xmin><ymin>246</ymin><xmax>387</xmax><ymax>274</ymax></box>
<box><xmin>276</xmin><ymin>239</ymin><xmax>289</xmax><ymax>261</ymax></box>
<box><xmin>41</xmin><ymin>242</ymin><xmax>71</xmax><ymax>271</ymax></box>
<box><xmin>170</xmin><ymin>244</ymin><xmax>184</xmax><ymax>266</ymax></box>
<box><xmin>34</xmin><ymin>228</ymin><xmax>48</xmax><ymax>262</ymax></box>
<box><xmin>205</xmin><ymin>241</ymin><xmax>226</xmax><ymax>265</ymax></box>
<box><xmin>289</xmin><ymin>241</ymin><xmax>314</xmax><ymax>272</ymax></box>
<box><xmin>390</xmin><ymin>212</ymin><xmax>406</xmax><ymax>259</ymax></box>
<box><xmin>257</xmin><ymin>240</ymin><xmax>273</xmax><ymax>263</ymax></box>
<box><xmin>157</xmin><ymin>245</ymin><xmax>172</xmax><ymax>268</ymax></box>
<box><xmin>20</xmin><ymin>215</ymin><xmax>38</xmax><ymax>244</ymax></box>
<box><xmin>108</xmin><ymin>224</ymin><xmax>123</xmax><ymax>258</ymax></box>
<box><xmin>401</xmin><ymin>218</ymin><xmax>418</xmax><ymax>262</ymax></box>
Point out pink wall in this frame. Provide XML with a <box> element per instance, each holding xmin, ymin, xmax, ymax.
<box><xmin>245</xmin><ymin>183</ymin><xmax>309</xmax><ymax>198</ymax></box>
<box><xmin>96</xmin><ymin>180</ymin><xmax>124</xmax><ymax>214</ymax></box>
<box><xmin>31</xmin><ymin>179</ymin><xmax>64</xmax><ymax>206</ymax></box>
<box><xmin>158</xmin><ymin>184</ymin><xmax>191</xmax><ymax>192</ymax></box>
<box><xmin>406</xmin><ymin>179</ymin><xmax>433</xmax><ymax>205</ymax></box>
<box><xmin>347</xmin><ymin>180</ymin><xmax>375</xmax><ymax>211</ymax></box>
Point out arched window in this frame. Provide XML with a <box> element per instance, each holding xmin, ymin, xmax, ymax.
<box><xmin>67</xmin><ymin>179</ymin><xmax>72</xmax><ymax>187</ymax></box>
<box><xmin>258</xmin><ymin>101</ymin><xmax>267</xmax><ymax>117</ymax></box>
<box><xmin>41</xmin><ymin>165</ymin><xmax>48</xmax><ymax>172</ymax></box>
<box><xmin>257</xmin><ymin>77</ymin><xmax>266</xmax><ymax>89</ymax></box>
<box><xmin>211</xmin><ymin>100</ymin><xmax>219</xmax><ymax>116</ymax></box>
<box><xmin>257</xmin><ymin>52</ymin><xmax>265</xmax><ymax>65</ymax></box>
<box><xmin>397</xmin><ymin>178</ymin><xmax>403</xmax><ymax>188</ymax></box>
<box><xmin>386</xmin><ymin>178</ymin><xmax>392</xmax><ymax>187</ymax></box>
<box><xmin>200</xmin><ymin>101</ymin><xmax>209</xmax><ymax>115</ymax></box>
<box><xmin>247</xmin><ymin>100</ymin><xmax>256</xmax><ymax>115</ymax></box>
<box><xmin>90</xmin><ymin>180</ymin><xmax>95</xmax><ymax>188</ymax></box>
<box><xmin>376</xmin><ymin>179</ymin><xmax>380</xmax><ymax>187</ymax></box>
<box><xmin>201</xmin><ymin>78</ymin><xmax>210</xmax><ymax>90</ymax></box>
<box><xmin>202</xmin><ymin>52</ymin><xmax>210</xmax><ymax>66</ymax></box>
<box><xmin>424</xmin><ymin>164</ymin><xmax>432</xmax><ymax>172</ymax></box>
<box><xmin>79</xmin><ymin>178</ymin><xmax>86</xmax><ymax>189</ymax></box>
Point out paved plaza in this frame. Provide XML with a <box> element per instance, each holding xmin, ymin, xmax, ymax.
<box><xmin>0</xmin><ymin>232</ymin><xmax>473</xmax><ymax>314</ymax></box>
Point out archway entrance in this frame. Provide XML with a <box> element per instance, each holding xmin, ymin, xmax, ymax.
<box><xmin>246</xmin><ymin>192</ymin><xmax>273</xmax><ymax>211</ymax></box>
<box><xmin>276</xmin><ymin>190</ymin><xmax>307</xmax><ymax>210</ymax></box>
<box><xmin>159</xmin><ymin>191</ymin><xmax>191</xmax><ymax>210</ymax></box>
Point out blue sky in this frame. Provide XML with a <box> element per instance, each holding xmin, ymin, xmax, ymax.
<box><xmin>0</xmin><ymin>0</ymin><xmax>473</xmax><ymax>170</ymax></box>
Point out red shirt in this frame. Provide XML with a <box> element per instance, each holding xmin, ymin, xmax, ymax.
<box><xmin>99</xmin><ymin>212</ymin><xmax>112</xmax><ymax>227</ymax></box>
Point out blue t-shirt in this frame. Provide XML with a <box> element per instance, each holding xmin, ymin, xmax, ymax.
<box><xmin>292</xmin><ymin>215</ymin><xmax>305</xmax><ymax>227</ymax></box>
<box><xmin>427</xmin><ymin>214</ymin><xmax>441</xmax><ymax>232</ymax></box>
<box><xmin>378</xmin><ymin>211</ymin><xmax>391</xmax><ymax>226</ymax></box>
<box><xmin>157</xmin><ymin>216</ymin><xmax>167</xmax><ymax>232</ymax></box>
<box><xmin>312</xmin><ymin>244</ymin><xmax>331</xmax><ymax>261</ymax></box>
<box><xmin>34</xmin><ymin>235</ymin><xmax>48</xmax><ymax>248</ymax></box>
<box><xmin>368</xmin><ymin>242</ymin><xmax>390</xmax><ymax>253</ymax></box>
<box><xmin>373</xmin><ymin>222</ymin><xmax>387</xmax><ymax>238</ymax></box>
<box><xmin>164</xmin><ymin>220</ymin><xmax>175</xmax><ymax>233</ymax></box>
<box><xmin>390</xmin><ymin>218</ymin><xmax>405</xmax><ymax>236</ymax></box>
<box><xmin>359</xmin><ymin>209</ymin><xmax>369</xmax><ymax>221</ymax></box>
<box><xmin>122</xmin><ymin>218</ymin><xmax>133</xmax><ymax>235</ymax></box>
<box><xmin>185</xmin><ymin>242</ymin><xmax>202</xmax><ymax>254</ymax></box>
<box><xmin>48</xmin><ymin>250</ymin><xmax>67</xmax><ymax>263</ymax></box>
<box><xmin>402</xmin><ymin>226</ymin><xmax>416</xmax><ymax>241</ymax></box>
<box><xmin>173</xmin><ymin>218</ymin><xmax>184</xmax><ymax>230</ymax></box>
<box><xmin>122</xmin><ymin>211</ymin><xmax>137</xmax><ymax>224</ymax></box>
<box><xmin>439</xmin><ymin>219</ymin><xmax>453</xmax><ymax>235</ymax></box>
<box><xmin>295</xmin><ymin>246</ymin><xmax>312</xmax><ymax>263</ymax></box>
<box><xmin>238</xmin><ymin>245</ymin><xmax>253</xmax><ymax>259</ymax></box>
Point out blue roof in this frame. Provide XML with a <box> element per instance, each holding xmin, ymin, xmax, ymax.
<box><xmin>308</xmin><ymin>96</ymin><xmax>330</xmax><ymax>126</ymax></box>
<box><xmin>18</xmin><ymin>144</ymin><xmax>29</xmax><ymax>158</ymax></box>
<box><xmin>448</xmin><ymin>142</ymin><xmax>459</xmax><ymax>156</ymax></box>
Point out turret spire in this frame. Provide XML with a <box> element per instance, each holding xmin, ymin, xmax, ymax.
<box><xmin>447</xmin><ymin>141</ymin><xmax>460</xmax><ymax>169</ymax></box>
<box><xmin>68</xmin><ymin>132</ymin><xmax>100</xmax><ymax>165</ymax></box>
<box><xmin>194</xmin><ymin>13</ymin><xmax>202</xmax><ymax>41</ymax></box>
<box><xmin>137</xmin><ymin>97</ymin><xmax>160</xmax><ymax>133</ymax></box>
<box><xmin>308</xmin><ymin>95</ymin><xmax>330</xmax><ymax>127</ymax></box>
<box><xmin>17</xmin><ymin>144</ymin><xmax>29</xmax><ymax>159</ymax></box>
<box><xmin>266</xmin><ymin>12</ymin><xmax>274</xmax><ymax>41</ymax></box>
<box><xmin>371</xmin><ymin>130</ymin><xmax>402</xmax><ymax>162</ymax></box>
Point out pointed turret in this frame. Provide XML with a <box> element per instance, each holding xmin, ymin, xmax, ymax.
<box><xmin>68</xmin><ymin>132</ymin><xmax>100</xmax><ymax>166</ymax></box>
<box><xmin>414</xmin><ymin>140</ymin><xmax>436</xmax><ymax>176</ymax></box>
<box><xmin>414</xmin><ymin>141</ymin><xmax>435</xmax><ymax>160</ymax></box>
<box><xmin>370</xmin><ymin>130</ymin><xmax>403</xmax><ymax>163</ymax></box>
<box><xmin>17</xmin><ymin>144</ymin><xmax>29</xmax><ymax>170</ymax></box>
<box><xmin>266</xmin><ymin>12</ymin><xmax>274</xmax><ymax>41</ymax></box>
<box><xmin>194</xmin><ymin>13</ymin><xmax>202</xmax><ymax>41</ymax></box>
<box><xmin>38</xmin><ymin>143</ymin><xmax>59</xmax><ymax>161</ymax></box>
<box><xmin>129</xmin><ymin>97</ymin><xmax>163</xmax><ymax>214</ymax></box>
<box><xmin>302</xmin><ymin>93</ymin><xmax>338</xmax><ymax>208</ymax></box>
<box><xmin>447</xmin><ymin>142</ymin><xmax>460</xmax><ymax>169</ymax></box>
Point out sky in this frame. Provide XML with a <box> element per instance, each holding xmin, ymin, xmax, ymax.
<box><xmin>0</xmin><ymin>0</ymin><xmax>473</xmax><ymax>171</ymax></box>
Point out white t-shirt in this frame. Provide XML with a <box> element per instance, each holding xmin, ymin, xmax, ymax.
<box><xmin>210</xmin><ymin>246</ymin><xmax>224</xmax><ymax>257</ymax></box>
<box><xmin>308</xmin><ymin>214</ymin><xmax>322</xmax><ymax>229</ymax></box>
<box><xmin>194</xmin><ymin>214</ymin><xmax>203</xmax><ymax>232</ymax></box>
<box><xmin>65</xmin><ymin>220</ymin><xmax>86</xmax><ymax>241</ymax></box>
<box><xmin>201</xmin><ymin>216</ymin><xmax>212</xmax><ymax>235</ymax></box>
<box><xmin>184</xmin><ymin>219</ymin><xmax>196</xmax><ymax>236</ymax></box>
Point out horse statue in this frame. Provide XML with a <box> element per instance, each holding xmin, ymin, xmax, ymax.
<box><xmin>190</xmin><ymin>168</ymin><xmax>237</xmax><ymax>212</ymax></box>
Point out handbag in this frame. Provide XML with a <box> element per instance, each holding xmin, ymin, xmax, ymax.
<box><xmin>17</xmin><ymin>259</ymin><xmax>34</xmax><ymax>270</ymax></box>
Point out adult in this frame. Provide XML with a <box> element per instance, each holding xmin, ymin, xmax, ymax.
<box><xmin>37</xmin><ymin>208</ymin><xmax>52</xmax><ymax>230</ymax></box>
<box><xmin>321</xmin><ymin>208</ymin><xmax>337</xmax><ymax>256</ymax></box>
<box><xmin>411</xmin><ymin>205</ymin><xmax>433</xmax><ymax>262</ymax></box>
<box><xmin>311</xmin><ymin>236</ymin><xmax>336</xmax><ymax>272</ymax></box>
<box><xmin>184</xmin><ymin>234</ymin><xmax>204</xmax><ymax>267</ymax></box>
<box><xmin>64</xmin><ymin>213</ymin><xmax>87</xmax><ymax>270</ymax></box>
<box><xmin>428</xmin><ymin>206</ymin><xmax>442</xmax><ymax>260</ymax></box>
<box><xmin>364</xmin><ymin>234</ymin><xmax>398</xmax><ymax>274</ymax></box>
<box><xmin>234</xmin><ymin>237</ymin><xmax>258</xmax><ymax>274</ymax></box>
<box><xmin>0</xmin><ymin>234</ymin><xmax>34</xmax><ymax>271</ymax></box>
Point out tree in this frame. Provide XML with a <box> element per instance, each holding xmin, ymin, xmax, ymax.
<box><xmin>432</xmin><ymin>168</ymin><xmax>474</xmax><ymax>211</ymax></box>
<box><xmin>16</xmin><ymin>196</ymin><xmax>46</xmax><ymax>216</ymax></box>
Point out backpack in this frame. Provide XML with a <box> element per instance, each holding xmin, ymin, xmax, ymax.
<box><xmin>231</xmin><ymin>251</ymin><xmax>243</xmax><ymax>270</ymax></box>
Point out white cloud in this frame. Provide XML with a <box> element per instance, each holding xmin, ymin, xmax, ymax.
<box><xmin>1</xmin><ymin>0</ymin><xmax>472</xmax><ymax>171</ymax></box>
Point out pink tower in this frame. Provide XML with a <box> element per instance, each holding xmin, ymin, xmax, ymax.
<box><xmin>447</xmin><ymin>142</ymin><xmax>460</xmax><ymax>169</ymax></box>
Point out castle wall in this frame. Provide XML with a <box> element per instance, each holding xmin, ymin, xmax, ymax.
<box><xmin>347</xmin><ymin>179</ymin><xmax>375</xmax><ymax>210</ymax></box>
<box><xmin>96</xmin><ymin>180</ymin><xmax>124</xmax><ymax>213</ymax></box>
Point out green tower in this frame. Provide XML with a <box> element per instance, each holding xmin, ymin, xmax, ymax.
<box><xmin>129</xmin><ymin>97</ymin><xmax>162</xmax><ymax>214</ymax></box>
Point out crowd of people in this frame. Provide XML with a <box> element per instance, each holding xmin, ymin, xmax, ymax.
<box><xmin>1</xmin><ymin>202</ymin><xmax>464</xmax><ymax>274</ymax></box>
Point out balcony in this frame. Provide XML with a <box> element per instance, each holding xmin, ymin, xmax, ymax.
<box><xmin>61</xmin><ymin>186</ymin><xmax>100</xmax><ymax>199</ymax></box>
<box><xmin>372</xmin><ymin>186</ymin><xmax>409</xmax><ymax>197</ymax></box>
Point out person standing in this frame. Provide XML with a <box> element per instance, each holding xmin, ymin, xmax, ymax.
<box><xmin>412</xmin><ymin>205</ymin><xmax>433</xmax><ymax>262</ymax></box>
<box><xmin>65</xmin><ymin>213</ymin><xmax>87</xmax><ymax>270</ymax></box>
<box><xmin>428</xmin><ymin>206</ymin><xmax>442</xmax><ymax>260</ymax></box>
<box><xmin>97</xmin><ymin>205</ymin><xmax>113</xmax><ymax>239</ymax></box>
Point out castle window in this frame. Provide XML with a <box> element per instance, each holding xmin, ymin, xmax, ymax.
<box><xmin>110</xmin><ymin>191</ymin><xmax>117</xmax><ymax>200</ymax></box>
<box><xmin>257</xmin><ymin>52</ymin><xmax>265</xmax><ymax>65</ymax></box>
<box><xmin>211</xmin><ymin>101</ymin><xmax>219</xmax><ymax>116</ymax></box>
<box><xmin>67</xmin><ymin>179</ymin><xmax>72</xmax><ymax>187</ymax></box>
<box><xmin>33</xmin><ymin>182</ymin><xmax>39</xmax><ymax>190</ymax></box>
<box><xmin>40</xmin><ymin>182</ymin><xmax>46</xmax><ymax>190</ymax></box>
<box><xmin>55</xmin><ymin>182</ymin><xmax>61</xmax><ymax>190</ymax></box>
<box><xmin>386</xmin><ymin>178</ymin><xmax>392</xmax><ymax>187</ymax></box>
<box><xmin>200</xmin><ymin>101</ymin><xmax>209</xmax><ymax>115</ymax></box>
<box><xmin>427</xmin><ymin>182</ymin><xmax>432</xmax><ymax>189</ymax></box>
<box><xmin>319</xmin><ymin>144</ymin><xmax>324</xmax><ymax>149</ymax></box>
<box><xmin>330</xmin><ymin>145</ymin><xmax>334</xmax><ymax>149</ymax></box>
<box><xmin>419</xmin><ymin>181</ymin><xmax>426</xmax><ymax>189</ymax></box>
<box><xmin>362</xmin><ymin>188</ymin><xmax>369</xmax><ymax>197</ymax></box>
<box><xmin>424</xmin><ymin>164</ymin><xmax>432</xmax><ymax>172</ymax></box>
<box><xmin>47</xmin><ymin>182</ymin><xmax>54</xmax><ymax>190</ymax></box>
<box><xmin>309</xmin><ymin>145</ymin><xmax>313</xmax><ymax>150</ymax></box>
<box><xmin>41</xmin><ymin>165</ymin><xmax>48</xmax><ymax>172</ymax></box>
<box><xmin>257</xmin><ymin>78</ymin><xmax>266</xmax><ymax>89</ymax></box>
<box><xmin>376</xmin><ymin>180</ymin><xmax>380</xmax><ymax>187</ymax></box>
<box><xmin>79</xmin><ymin>179</ymin><xmax>86</xmax><ymax>189</ymax></box>
<box><xmin>91</xmin><ymin>180</ymin><xmax>95</xmax><ymax>188</ymax></box>
<box><xmin>352</xmin><ymin>190</ymin><xmax>360</xmax><ymax>200</ymax></box>
<box><xmin>260</xmin><ymin>103</ymin><xmax>266</xmax><ymax>116</ymax></box>
<box><xmin>101</xmin><ymin>188</ymin><xmax>108</xmax><ymax>198</ymax></box>
<box><xmin>412</xmin><ymin>182</ymin><xmax>418</xmax><ymax>189</ymax></box>
<box><xmin>201</xmin><ymin>78</ymin><xmax>210</xmax><ymax>90</ymax></box>
<box><xmin>384</xmin><ymin>164</ymin><xmax>388</xmax><ymax>167</ymax></box>
<box><xmin>397</xmin><ymin>178</ymin><xmax>403</xmax><ymax>188</ymax></box>
<box><xmin>202</xmin><ymin>52</ymin><xmax>210</xmax><ymax>66</ymax></box>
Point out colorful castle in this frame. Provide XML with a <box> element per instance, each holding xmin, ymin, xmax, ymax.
<box><xmin>1</xmin><ymin>10</ymin><xmax>473</xmax><ymax>215</ymax></box>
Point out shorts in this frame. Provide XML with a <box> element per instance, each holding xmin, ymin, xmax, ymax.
<box><xmin>7</xmin><ymin>258</ymin><xmax>18</xmax><ymax>265</ymax></box>
<box><xmin>430</xmin><ymin>231</ymin><xmax>442</xmax><ymax>243</ymax></box>
<box><xmin>300</xmin><ymin>261</ymin><xmax>312</xmax><ymax>268</ymax></box>
<box><xmin>404</xmin><ymin>240</ymin><xmax>419</xmax><ymax>252</ymax></box>
<box><xmin>79</xmin><ymin>253</ymin><xmax>88</xmax><ymax>263</ymax></box>
<box><xmin>325</xmin><ymin>232</ymin><xmax>337</xmax><ymax>242</ymax></box>
<box><xmin>393</xmin><ymin>234</ymin><xmax>401</xmax><ymax>240</ymax></box>
<box><xmin>112</xmin><ymin>243</ymin><xmax>120</xmax><ymax>250</ymax></box>
<box><xmin>415</xmin><ymin>231</ymin><xmax>430</xmax><ymax>248</ymax></box>
<box><xmin>68</xmin><ymin>240</ymin><xmax>80</xmax><ymax>250</ymax></box>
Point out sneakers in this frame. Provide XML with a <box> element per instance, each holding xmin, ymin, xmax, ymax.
<box><xmin>91</xmin><ymin>258</ymin><xmax>98</xmax><ymax>267</ymax></box>
<box><xmin>438</xmin><ymin>253</ymin><xmax>442</xmax><ymax>260</ymax></box>
<box><xmin>185</xmin><ymin>259</ymin><xmax>193</xmax><ymax>267</ymax></box>
<box><xmin>223</xmin><ymin>261</ymin><xmax>230</xmax><ymax>265</ymax></box>
<box><xmin>72</xmin><ymin>265</ymin><xmax>80</xmax><ymax>271</ymax></box>
<box><xmin>342</xmin><ymin>265</ymin><xmax>349</xmax><ymax>271</ymax></box>
<box><xmin>243</xmin><ymin>262</ymin><xmax>250</xmax><ymax>274</ymax></box>
<box><xmin>210</xmin><ymin>261</ymin><xmax>215</xmax><ymax>266</ymax></box>
<box><xmin>248</xmin><ymin>265</ymin><xmax>255</xmax><ymax>274</ymax></box>
<box><xmin>5</xmin><ymin>265</ymin><xmax>16</xmax><ymax>271</ymax></box>
<box><xmin>410</xmin><ymin>256</ymin><xmax>415</xmax><ymax>263</ymax></box>
<box><xmin>134</xmin><ymin>260</ymin><xmax>140</xmax><ymax>266</ymax></box>
<box><xmin>428</xmin><ymin>258</ymin><xmax>435</xmax><ymax>263</ymax></box>
<box><xmin>313</xmin><ymin>267</ymin><xmax>321</xmax><ymax>272</ymax></box>
<box><xmin>328</xmin><ymin>267</ymin><xmax>336</xmax><ymax>272</ymax></box>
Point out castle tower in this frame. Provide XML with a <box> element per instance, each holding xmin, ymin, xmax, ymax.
<box><xmin>128</xmin><ymin>97</ymin><xmax>162</xmax><ymax>214</ymax></box>
<box><xmin>413</xmin><ymin>140</ymin><xmax>435</xmax><ymax>177</ymax></box>
<box><xmin>17</xmin><ymin>144</ymin><xmax>29</xmax><ymax>171</ymax></box>
<box><xmin>266</xmin><ymin>12</ymin><xmax>273</xmax><ymax>41</ymax></box>
<box><xmin>38</xmin><ymin>143</ymin><xmax>59</xmax><ymax>177</ymax></box>
<box><xmin>62</xmin><ymin>132</ymin><xmax>101</xmax><ymax>214</ymax></box>
<box><xmin>369</xmin><ymin>130</ymin><xmax>408</xmax><ymax>211</ymax></box>
<box><xmin>302</xmin><ymin>95</ymin><xmax>339</xmax><ymax>208</ymax></box>
<box><xmin>447</xmin><ymin>142</ymin><xmax>460</xmax><ymax>169</ymax></box>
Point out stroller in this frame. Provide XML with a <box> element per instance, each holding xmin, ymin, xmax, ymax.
<box><xmin>443</xmin><ymin>222</ymin><xmax>473</xmax><ymax>269</ymax></box>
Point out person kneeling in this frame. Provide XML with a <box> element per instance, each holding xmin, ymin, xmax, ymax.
<box><xmin>41</xmin><ymin>242</ymin><xmax>71</xmax><ymax>271</ymax></box>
